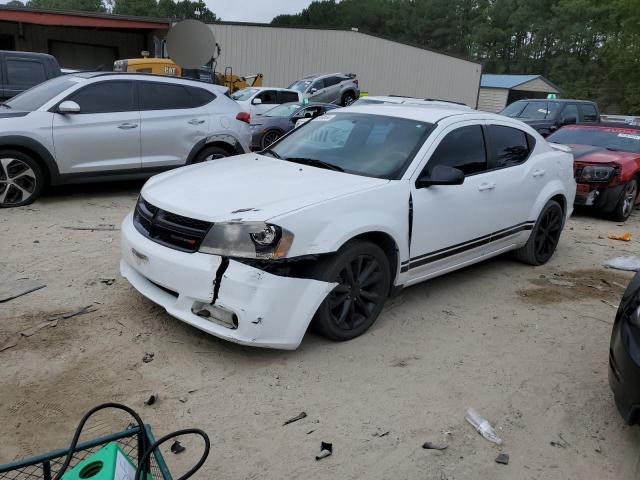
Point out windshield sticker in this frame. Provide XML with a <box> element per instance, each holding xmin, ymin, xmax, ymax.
<box><xmin>312</xmin><ymin>115</ymin><xmax>335</xmax><ymax>122</ymax></box>
<box><xmin>537</xmin><ymin>109</ymin><xmax>549</xmax><ymax>114</ymax></box>
<box><xmin>618</xmin><ymin>133</ymin><xmax>640</xmax><ymax>141</ymax></box>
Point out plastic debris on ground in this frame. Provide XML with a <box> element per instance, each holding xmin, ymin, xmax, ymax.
<box><xmin>465</xmin><ymin>408</ymin><xmax>503</xmax><ymax>445</ymax></box>
<box><xmin>315</xmin><ymin>442</ymin><xmax>332</xmax><ymax>460</ymax></box>
<box><xmin>604</xmin><ymin>256</ymin><xmax>640</xmax><ymax>272</ymax></box>
<box><xmin>422</xmin><ymin>441</ymin><xmax>448</xmax><ymax>450</ymax></box>
<box><xmin>495</xmin><ymin>453</ymin><xmax>510</xmax><ymax>465</ymax></box>
<box><xmin>607</xmin><ymin>232</ymin><xmax>632</xmax><ymax>241</ymax></box>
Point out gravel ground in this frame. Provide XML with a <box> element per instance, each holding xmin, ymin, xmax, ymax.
<box><xmin>1</xmin><ymin>182</ymin><xmax>639</xmax><ymax>479</ymax></box>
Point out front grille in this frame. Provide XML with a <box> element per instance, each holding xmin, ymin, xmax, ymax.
<box><xmin>133</xmin><ymin>197</ymin><xmax>212</xmax><ymax>252</ymax></box>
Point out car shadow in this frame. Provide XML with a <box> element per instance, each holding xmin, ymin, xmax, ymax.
<box><xmin>39</xmin><ymin>180</ymin><xmax>146</xmax><ymax>206</ymax></box>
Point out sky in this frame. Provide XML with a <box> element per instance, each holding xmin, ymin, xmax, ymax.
<box><xmin>206</xmin><ymin>0</ymin><xmax>316</xmax><ymax>23</ymax></box>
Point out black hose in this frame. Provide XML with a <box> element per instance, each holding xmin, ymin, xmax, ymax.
<box><xmin>134</xmin><ymin>428</ymin><xmax>210</xmax><ymax>480</ymax></box>
<box><xmin>53</xmin><ymin>403</ymin><xmax>148</xmax><ymax>480</ymax></box>
<box><xmin>53</xmin><ymin>403</ymin><xmax>209</xmax><ymax>480</ymax></box>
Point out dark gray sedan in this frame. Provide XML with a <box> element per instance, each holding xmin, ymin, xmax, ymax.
<box><xmin>250</xmin><ymin>102</ymin><xmax>338</xmax><ymax>150</ymax></box>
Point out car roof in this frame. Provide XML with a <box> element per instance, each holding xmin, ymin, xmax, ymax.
<box><xmin>300</xmin><ymin>73</ymin><xmax>348</xmax><ymax>80</ymax></box>
<box><xmin>514</xmin><ymin>98</ymin><xmax>596</xmax><ymax>104</ymax></box>
<box><xmin>563</xmin><ymin>122</ymin><xmax>640</xmax><ymax>131</ymax></box>
<box><xmin>69</xmin><ymin>72</ymin><xmax>228</xmax><ymax>92</ymax></box>
<box><xmin>358</xmin><ymin>96</ymin><xmax>470</xmax><ymax>108</ymax></box>
<box><xmin>339</xmin><ymin>104</ymin><xmax>507</xmax><ymax>124</ymax></box>
<box><xmin>248</xmin><ymin>86</ymin><xmax>298</xmax><ymax>92</ymax></box>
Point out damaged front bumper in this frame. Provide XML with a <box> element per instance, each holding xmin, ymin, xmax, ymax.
<box><xmin>120</xmin><ymin>213</ymin><xmax>336</xmax><ymax>349</ymax></box>
<box><xmin>574</xmin><ymin>183</ymin><xmax>625</xmax><ymax>212</ymax></box>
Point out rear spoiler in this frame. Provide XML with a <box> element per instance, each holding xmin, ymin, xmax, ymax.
<box><xmin>548</xmin><ymin>142</ymin><xmax>573</xmax><ymax>154</ymax></box>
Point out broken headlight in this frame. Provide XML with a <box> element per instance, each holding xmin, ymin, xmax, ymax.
<box><xmin>199</xmin><ymin>222</ymin><xmax>294</xmax><ymax>259</ymax></box>
<box><xmin>578</xmin><ymin>165</ymin><xmax>616</xmax><ymax>183</ymax></box>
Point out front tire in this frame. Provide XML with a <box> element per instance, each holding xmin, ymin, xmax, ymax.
<box><xmin>514</xmin><ymin>200</ymin><xmax>564</xmax><ymax>266</ymax></box>
<box><xmin>312</xmin><ymin>240</ymin><xmax>390</xmax><ymax>341</ymax></box>
<box><xmin>192</xmin><ymin>145</ymin><xmax>231</xmax><ymax>164</ymax></box>
<box><xmin>0</xmin><ymin>150</ymin><xmax>44</xmax><ymax>208</ymax></box>
<box><xmin>611</xmin><ymin>178</ymin><xmax>638</xmax><ymax>222</ymax></box>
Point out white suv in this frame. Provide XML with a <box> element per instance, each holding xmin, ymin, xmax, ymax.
<box><xmin>120</xmin><ymin>105</ymin><xmax>576</xmax><ymax>349</ymax></box>
<box><xmin>231</xmin><ymin>87</ymin><xmax>302</xmax><ymax>117</ymax></box>
<box><xmin>0</xmin><ymin>73</ymin><xmax>251</xmax><ymax>207</ymax></box>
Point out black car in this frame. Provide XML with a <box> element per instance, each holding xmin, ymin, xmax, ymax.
<box><xmin>500</xmin><ymin>99</ymin><xmax>600</xmax><ymax>137</ymax></box>
<box><xmin>0</xmin><ymin>50</ymin><xmax>62</xmax><ymax>100</ymax></box>
<box><xmin>609</xmin><ymin>271</ymin><xmax>640</xmax><ymax>425</ymax></box>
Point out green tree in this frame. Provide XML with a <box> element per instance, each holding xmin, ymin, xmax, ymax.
<box><xmin>112</xmin><ymin>0</ymin><xmax>157</xmax><ymax>16</ymax></box>
<box><xmin>6</xmin><ymin>0</ymin><xmax>25</xmax><ymax>6</ymax></box>
<box><xmin>26</xmin><ymin>0</ymin><xmax>105</xmax><ymax>11</ymax></box>
<box><xmin>157</xmin><ymin>0</ymin><xmax>216</xmax><ymax>22</ymax></box>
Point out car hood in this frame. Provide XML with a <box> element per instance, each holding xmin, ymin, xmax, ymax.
<box><xmin>519</xmin><ymin>118</ymin><xmax>553</xmax><ymax>127</ymax></box>
<box><xmin>569</xmin><ymin>144</ymin><xmax>640</xmax><ymax>164</ymax></box>
<box><xmin>141</xmin><ymin>154</ymin><xmax>389</xmax><ymax>222</ymax></box>
<box><xmin>0</xmin><ymin>110</ymin><xmax>30</xmax><ymax>119</ymax></box>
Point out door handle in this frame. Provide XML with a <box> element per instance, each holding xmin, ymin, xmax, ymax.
<box><xmin>117</xmin><ymin>123</ymin><xmax>138</xmax><ymax>130</ymax></box>
<box><xmin>478</xmin><ymin>183</ymin><xmax>496</xmax><ymax>192</ymax></box>
<box><xmin>533</xmin><ymin>169</ymin><xmax>546</xmax><ymax>178</ymax></box>
<box><xmin>188</xmin><ymin>119</ymin><xmax>205</xmax><ymax>125</ymax></box>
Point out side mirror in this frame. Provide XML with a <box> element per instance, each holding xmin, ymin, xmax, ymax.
<box><xmin>309</xmin><ymin>88</ymin><xmax>318</xmax><ymax>94</ymax></box>
<box><xmin>252</xmin><ymin>98</ymin><xmax>262</xmax><ymax>105</ymax></box>
<box><xmin>561</xmin><ymin>116</ymin><xmax>577</xmax><ymax>126</ymax></box>
<box><xmin>58</xmin><ymin>100</ymin><xmax>80</xmax><ymax>114</ymax></box>
<box><xmin>415</xmin><ymin>165</ymin><xmax>465</xmax><ymax>188</ymax></box>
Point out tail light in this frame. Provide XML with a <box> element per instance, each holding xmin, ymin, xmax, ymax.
<box><xmin>236</xmin><ymin>112</ymin><xmax>250</xmax><ymax>124</ymax></box>
<box><xmin>353</xmin><ymin>79</ymin><xmax>359</xmax><ymax>86</ymax></box>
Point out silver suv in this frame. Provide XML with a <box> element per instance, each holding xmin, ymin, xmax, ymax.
<box><xmin>288</xmin><ymin>73</ymin><xmax>360</xmax><ymax>106</ymax></box>
<box><xmin>0</xmin><ymin>72</ymin><xmax>251</xmax><ymax>207</ymax></box>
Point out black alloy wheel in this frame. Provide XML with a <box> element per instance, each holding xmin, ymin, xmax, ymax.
<box><xmin>515</xmin><ymin>200</ymin><xmax>564</xmax><ymax>265</ymax></box>
<box><xmin>313</xmin><ymin>241</ymin><xmax>390</xmax><ymax>341</ymax></box>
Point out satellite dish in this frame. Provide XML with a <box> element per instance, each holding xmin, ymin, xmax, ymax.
<box><xmin>166</xmin><ymin>19</ymin><xmax>217</xmax><ymax>69</ymax></box>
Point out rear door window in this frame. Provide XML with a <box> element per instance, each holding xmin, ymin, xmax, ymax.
<box><xmin>580</xmin><ymin>104</ymin><xmax>598</xmax><ymax>122</ymax></box>
<box><xmin>67</xmin><ymin>81</ymin><xmax>135</xmax><ymax>114</ymax></box>
<box><xmin>6</xmin><ymin>59</ymin><xmax>46</xmax><ymax>87</ymax></box>
<box><xmin>257</xmin><ymin>90</ymin><xmax>278</xmax><ymax>104</ymax></box>
<box><xmin>560</xmin><ymin>104</ymin><xmax>579</xmax><ymax>124</ymax></box>
<box><xmin>487</xmin><ymin>125</ymin><xmax>533</xmax><ymax>168</ymax></box>
<box><xmin>277</xmin><ymin>91</ymin><xmax>299</xmax><ymax>103</ymax></box>
<box><xmin>426</xmin><ymin>125</ymin><xmax>487</xmax><ymax>176</ymax></box>
<box><xmin>139</xmin><ymin>82</ymin><xmax>212</xmax><ymax>110</ymax></box>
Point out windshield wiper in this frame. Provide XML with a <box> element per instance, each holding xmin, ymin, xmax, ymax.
<box><xmin>284</xmin><ymin>157</ymin><xmax>344</xmax><ymax>172</ymax></box>
<box><xmin>606</xmin><ymin>147</ymin><xmax>621</xmax><ymax>152</ymax></box>
<box><xmin>0</xmin><ymin>103</ymin><xmax>11</xmax><ymax>109</ymax></box>
<box><xmin>261</xmin><ymin>148</ymin><xmax>281</xmax><ymax>159</ymax></box>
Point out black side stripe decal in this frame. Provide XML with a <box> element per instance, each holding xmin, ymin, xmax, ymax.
<box><xmin>401</xmin><ymin>221</ymin><xmax>535</xmax><ymax>272</ymax></box>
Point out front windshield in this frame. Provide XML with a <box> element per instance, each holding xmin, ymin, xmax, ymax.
<box><xmin>501</xmin><ymin>101</ymin><xmax>560</xmax><ymax>119</ymax></box>
<box><xmin>547</xmin><ymin>127</ymin><xmax>640</xmax><ymax>153</ymax></box>
<box><xmin>268</xmin><ymin>113</ymin><xmax>434</xmax><ymax>179</ymax></box>
<box><xmin>288</xmin><ymin>80</ymin><xmax>312</xmax><ymax>93</ymax></box>
<box><xmin>231</xmin><ymin>88</ymin><xmax>259</xmax><ymax>101</ymax></box>
<box><xmin>4</xmin><ymin>76</ymin><xmax>80</xmax><ymax>111</ymax></box>
<box><xmin>264</xmin><ymin>103</ymin><xmax>302</xmax><ymax>117</ymax></box>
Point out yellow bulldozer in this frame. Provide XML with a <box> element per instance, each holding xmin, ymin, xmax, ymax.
<box><xmin>113</xmin><ymin>54</ymin><xmax>263</xmax><ymax>93</ymax></box>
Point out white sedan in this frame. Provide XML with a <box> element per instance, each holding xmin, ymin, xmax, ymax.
<box><xmin>120</xmin><ymin>104</ymin><xmax>576</xmax><ymax>349</ymax></box>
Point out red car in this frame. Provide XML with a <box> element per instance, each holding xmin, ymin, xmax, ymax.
<box><xmin>547</xmin><ymin>124</ymin><xmax>640</xmax><ymax>221</ymax></box>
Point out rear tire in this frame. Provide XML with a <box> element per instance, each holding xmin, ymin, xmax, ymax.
<box><xmin>192</xmin><ymin>145</ymin><xmax>231</xmax><ymax>164</ymax></box>
<box><xmin>611</xmin><ymin>178</ymin><xmax>637</xmax><ymax>222</ymax></box>
<box><xmin>0</xmin><ymin>150</ymin><xmax>44</xmax><ymax>208</ymax></box>
<box><xmin>341</xmin><ymin>92</ymin><xmax>356</xmax><ymax>106</ymax></box>
<box><xmin>312</xmin><ymin>240</ymin><xmax>390</xmax><ymax>341</ymax></box>
<box><xmin>514</xmin><ymin>200</ymin><xmax>564</xmax><ymax>266</ymax></box>
<box><xmin>261</xmin><ymin>130</ymin><xmax>282</xmax><ymax>149</ymax></box>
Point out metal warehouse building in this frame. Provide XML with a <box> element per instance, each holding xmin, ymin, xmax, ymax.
<box><xmin>0</xmin><ymin>7</ymin><xmax>482</xmax><ymax>107</ymax></box>
<box><xmin>210</xmin><ymin>23</ymin><xmax>482</xmax><ymax>107</ymax></box>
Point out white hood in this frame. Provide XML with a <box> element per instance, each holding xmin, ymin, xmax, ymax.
<box><xmin>141</xmin><ymin>154</ymin><xmax>388</xmax><ymax>222</ymax></box>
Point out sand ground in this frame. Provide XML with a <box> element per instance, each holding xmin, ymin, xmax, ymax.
<box><xmin>1</xmin><ymin>182</ymin><xmax>639</xmax><ymax>479</ymax></box>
